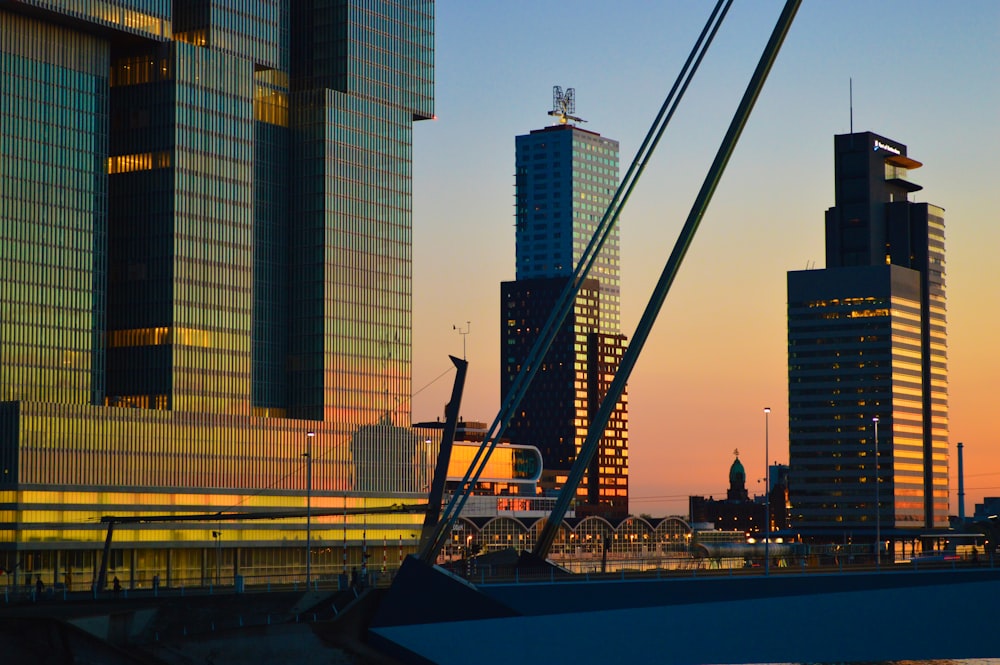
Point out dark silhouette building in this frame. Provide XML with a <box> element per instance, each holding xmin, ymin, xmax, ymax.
<box><xmin>768</xmin><ymin>464</ymin><xmax>791</xmax><ymax>534</ymax></box>
<box><xmin>689</xmin><ymin>451</ymin><xmax>766</xmax><ymax>536</ymax></box>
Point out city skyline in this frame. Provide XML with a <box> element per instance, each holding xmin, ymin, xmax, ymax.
<box><xmin>410</xmin><ymin>1</ymin><xmax>1000</xmax><ymax>516</ymax></box>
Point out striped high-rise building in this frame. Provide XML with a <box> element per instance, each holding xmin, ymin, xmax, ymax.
<box><xmin>787</xmin><ymin>131</ymin><xmax>948</xmax><ymax>550</ymax></box>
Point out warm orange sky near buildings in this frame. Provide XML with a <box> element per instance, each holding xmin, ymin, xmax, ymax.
<box><xmin>410</xmin><ymin>1</ymin><xmax>1000</xmax><ymax>517</ymax></box>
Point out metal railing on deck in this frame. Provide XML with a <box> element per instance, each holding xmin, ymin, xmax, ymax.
<box><xmin>443</xmin><ymin>551</ymin><xmax>997</xmax><ymax>586</ymax></box>
<box><xmin>5</xmin><ymin>551</ymin><xmax>995</xmax><ymax>605</ymax></box>
<box><xmin>2</xmin><ymin>567</ymin><xmax>399</xmax><ymax>606</ymax></box>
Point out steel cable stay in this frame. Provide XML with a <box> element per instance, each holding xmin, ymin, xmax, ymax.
<box><xmin>423</xmin><ymin>0</ymin><xmax>735</xmax><ymax>562</ymax></box>
<box><xmin>533</xmin><ymin>0</ymin><xmax>802</xmax><ymax>557</ymax></box>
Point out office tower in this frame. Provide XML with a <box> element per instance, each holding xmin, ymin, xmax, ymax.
<box><xmin>501</xmin><ymin>113</ymin><xmax>628</xmax><ymax>517</ymax></box>
<box><xmin>0</xmin><ymin>1</ymin><xmax>435</xmax><ymax>588</ymax></box>
<box><xmin>513</xmin><ymin>120</ymin><xmax>621</xmax><ymax>334</ymax></box>
<box><xmin>787</xmin><ymin>131</ymin><xmax>948</xmax><ymax>546</ymax></box>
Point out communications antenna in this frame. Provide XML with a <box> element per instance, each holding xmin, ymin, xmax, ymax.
<box><xmin>548</xmin><ymin>86</ymin><xmax>586</xmax><ymax>125</ymax></box>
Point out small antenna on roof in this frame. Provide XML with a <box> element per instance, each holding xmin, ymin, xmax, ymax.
<box><xmin>548</xmin><ymin>86</ymin><xmax>586</xmax><ymax>125</ymax></box>
<box><xmin>849</xmin><ymin>78</ymin><xmax>853</xmax><ymax>134</ymax></box>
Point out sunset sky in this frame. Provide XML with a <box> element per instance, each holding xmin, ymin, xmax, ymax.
<box><xmin>409</xmin><ymin>1</ymin><xmax>1000</xmax><ymax>517</ymax></box>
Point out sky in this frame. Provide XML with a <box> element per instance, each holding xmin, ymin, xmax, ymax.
<box><xmin>409</xmin><ymin>1</ymin><xmax>1000</xmax><ymax>517</ymax></box>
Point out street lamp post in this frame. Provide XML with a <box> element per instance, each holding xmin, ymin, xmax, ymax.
<box><xmin>764</xmin><ymin>407</ymin><xmax>771</xmax><ymax>576</ymax></box>
<box><xmin>305</xmin><ymin>431</ymin><xmax>315</xmax><ymax>587</ymax></box>
<box><xmin>465</xmin><ymin>534</ymin><xmax>473</xmax><ymax>579</ymax></box>
<box><xmin>212</xmin><ymin>530</ymin><xmax>221</xmax><ymax>586</ymax></box>
<box><xmin>872</xmin><ymin>416</ymin><xmax>880</xmax><ymax>569</ymax></box>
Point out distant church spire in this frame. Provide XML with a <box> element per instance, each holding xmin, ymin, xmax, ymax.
<box><xmin>728</xmin><ymin>450</ymin><xmax>749</xmax><ymax>502</ymax></box>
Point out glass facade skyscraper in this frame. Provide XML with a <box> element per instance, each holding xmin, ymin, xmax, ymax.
<box><xmin>514</xmin><ymin>124</ymin><xmax>621</xmax><ymax>334</ymax></box>
<box><xmin>0</xmin><ymin>0</ymin><xmax>436</xmax><ymax>589</ymax></box>
<box><xmin>787</xmin><ymin>132</ymin><xmax>948</xmax><ymax>548</ymax></box>
<box><xmin>502</xmin><ymin>122</ymin><xmax>628</xmax><ymax>518</ymax></box>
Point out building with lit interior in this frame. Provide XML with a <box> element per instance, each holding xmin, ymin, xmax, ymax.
<box><xmin>0</xmin><ymin>1</ymin><xmax>437</xmax><ymax>590</ymax></box>
<box><xmin>787</xmin><ymin>131</ymin><xmax>948</xmax><ymax>551</ymax></box>
<box><xmin>501</xmin><ymin>106</ymin><xmax>628</xmax><ymax>518</ymax></box>
<box><xmin>412</xmin><ymin>419</ymin><xmax>554</xmax><ymax>519</ymax></box>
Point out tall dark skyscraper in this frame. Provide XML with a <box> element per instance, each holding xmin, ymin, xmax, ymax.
<box><xmin>0</xmin><ymin>1</ymin><xmax>435</xmax><ymax>588</ymax></box>
<box><xmin>501</xmin><ymin>107</ymin><xmax>628</xmax><ymax>518</ymax></box>
<box><xmin>787</xmin><ymin>131</ymin><xmax>948</xmax><ymax>548</ymax></box>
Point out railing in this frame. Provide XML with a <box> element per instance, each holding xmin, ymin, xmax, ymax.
<box><xmin>5</xmin><ymin>551</ymin><xmax>995</xmax><ymax>605</ymax></box>
<box><xmin>2</xmin><ymin>567</ymin><xmax>399</xmax><ymax>606</ymax></box>
<box><xmin>445</xmin><ymin>551</ymin><xmax>998</xmax><ymax>586</ymax></box>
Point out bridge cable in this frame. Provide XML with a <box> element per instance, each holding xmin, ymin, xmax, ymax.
<box><xmin>533</xmin><ymin>0</ymin><xmax>802</xmax><ymax>557</ymax></box>
<box><xmin>425</xmin><ymin>0</ymin><xmax>734</xmax><ymax>561</ymax></box>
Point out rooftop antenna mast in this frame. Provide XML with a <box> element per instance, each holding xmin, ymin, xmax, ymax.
<box><xmin>548</xmin><ymin>86</ymin><xmax>586</xmax><ymax>125</ymax></box>
<box><xmin>850</xmin><ymin>77</ymin><xmax>853</xmax><ymax>134</ymax></box>
<box><xmin>453</xmin><ymin>321</ymin><xmax>470</xmax><ymax>360</ymax></box>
